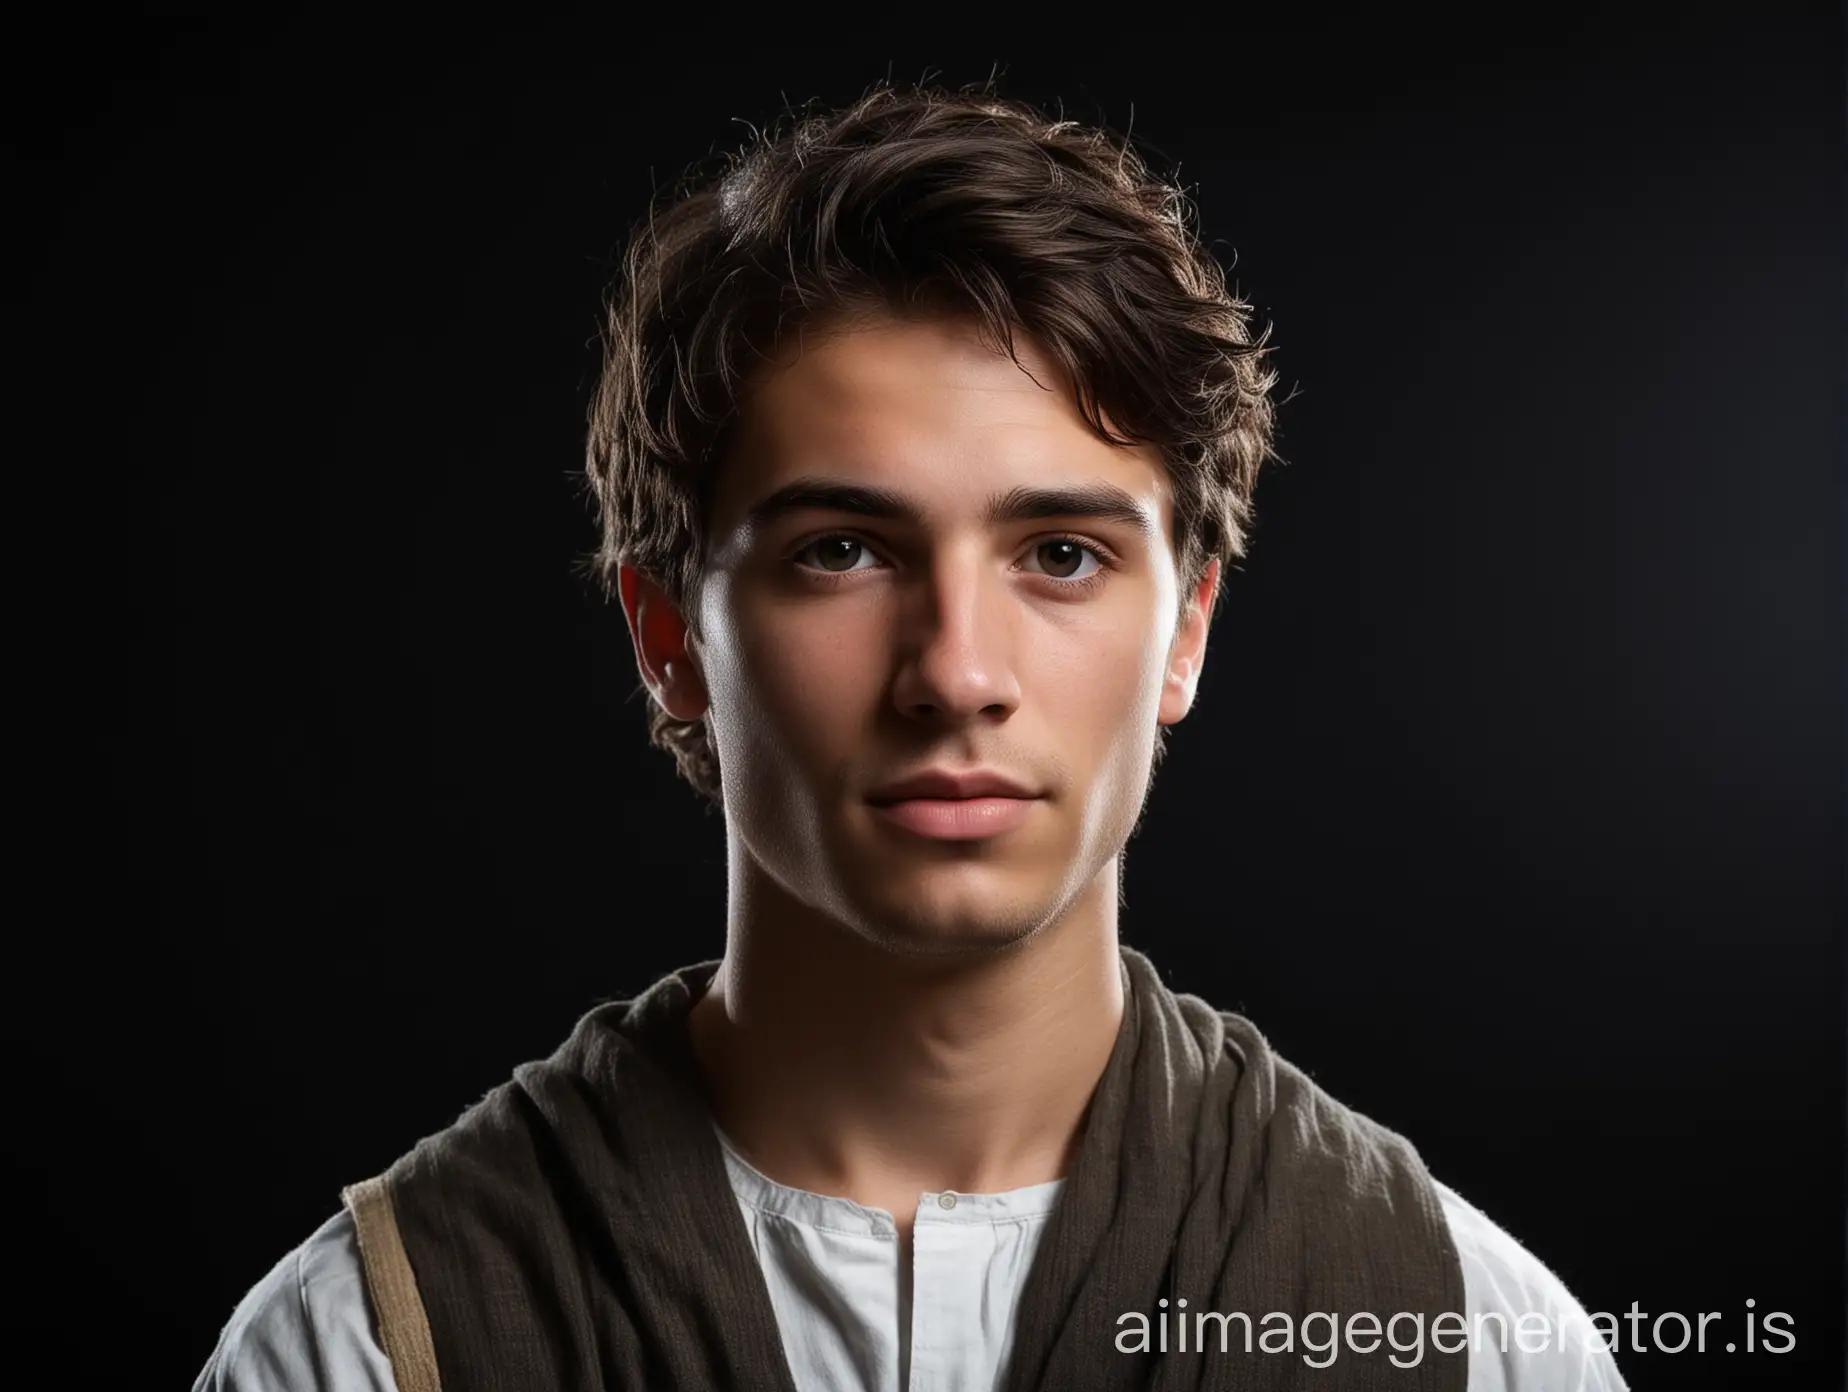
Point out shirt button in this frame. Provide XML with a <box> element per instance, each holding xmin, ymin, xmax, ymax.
<box><xmin>938</xmin><ymin>1192</ymin><xmax>958</xmax><ymax>1210</ymax></box>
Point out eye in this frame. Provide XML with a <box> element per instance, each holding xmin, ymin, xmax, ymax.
<box><xmin>793</xmin><ymin>534</ymin><xmax>882</xmax><ymax>574</ymax></box>
<box><xmin>1019</xmin><ymin>537</ymin><xmax>1105</xmax><ymax>583</ymax></box>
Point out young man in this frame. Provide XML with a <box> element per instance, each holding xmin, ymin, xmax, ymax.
<box><xmin>197</xmin><ymin>85</ymin><xmax>1627</xmax><ymax>1391</ymax></box>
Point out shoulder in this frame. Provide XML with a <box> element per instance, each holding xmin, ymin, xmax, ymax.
<box><xmin>192</xmin><ymin>1210</ymin><xmax>398</xmax><ymax>1392</ymax></box>
<box><xmin>391</xmin><ymin>1013</ymin><xmax>627</xmax><ymax>1193</ymax></box>
<box><xmin>1246</xmin><ymin>1045</ymin><xmax>1457</xmax><ymax>1235</ymax></box>
<box><xmin>1434</xmin><ymin>1180</ymin><xmax>1630</xmax><ymax>1392</ymax></box>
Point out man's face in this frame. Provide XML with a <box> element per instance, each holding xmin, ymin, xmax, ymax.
<box><xmin>629</xmin><ymin>312</ymin><xmax>1216</xmax><ymax>955</ymax></box>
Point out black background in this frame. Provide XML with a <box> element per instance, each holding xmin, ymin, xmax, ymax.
<box><xmin>15</xmin><ymin>9</ymin><xmax>1844</xmax><ymax>1389</ymax></box>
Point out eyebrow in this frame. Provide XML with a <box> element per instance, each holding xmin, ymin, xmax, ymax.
<box><xmin>739</xmin><ymin>477</ymin><xmax>1157</xmax><ymax>544</ymax></box>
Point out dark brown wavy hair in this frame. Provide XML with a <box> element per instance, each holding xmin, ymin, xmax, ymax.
<box><xmin>582</xmin><ymin>81</ymin><xmax>1279</xmax><ymax>808</ymax></box>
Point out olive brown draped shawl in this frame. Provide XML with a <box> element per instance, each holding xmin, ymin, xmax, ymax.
<box><xmin>343</xmin><ymin>948</ymin><xmax>1467</xmax><ymax>1390</ymax></box>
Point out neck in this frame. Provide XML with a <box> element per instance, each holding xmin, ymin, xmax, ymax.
<box><xmin>687</xmin><ymin>846</ymin><xmax>1125</xmax><ymax>1210</ymax></box>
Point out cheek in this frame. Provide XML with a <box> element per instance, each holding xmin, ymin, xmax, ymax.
<box><xmin>697</xmin><ymin>580</ymin><xmax>885</xmax><ymax>788</ymax></box>
<box><xmin>1034</xmin><ymin>606</ymin><xmax>1173</xmax><ymax>752</ymax></box>
<box><xmin>1025</xmin><ymin>610</ymin><xmax>1170</xmax><ymax>855</ymax></box>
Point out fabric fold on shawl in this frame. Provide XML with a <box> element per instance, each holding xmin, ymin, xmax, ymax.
<box><xmin>361</xmin><ymin>947</ymin><xmax>1466</xmax><ymax>1391</ymax></box>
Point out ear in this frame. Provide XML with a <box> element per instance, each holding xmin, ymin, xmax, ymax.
<box><xmin>616</xmin><ymin>562</ymin><xmax>709</xmax><ymax>723</ymax></box>
<box><xmin>1158</xmin><ymin>558</ymin><xmax>1219</xmax><ymax>726</ymax></box>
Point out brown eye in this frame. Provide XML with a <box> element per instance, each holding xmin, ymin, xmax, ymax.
<box><xmin>797</xmin><ymin>536</ymin><xmax>876</xmax><ymax>573</ymax></box>
<box><xmin>1038</xmin><ymin>540</ymin><xmax>1085</xmax><ymax>578</ymax></box>
<box><xmin>1024</xmin><ymin>538</ymin><xmax>1103</xmax><ymax>583</ymax></box>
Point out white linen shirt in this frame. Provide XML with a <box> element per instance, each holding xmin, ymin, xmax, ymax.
<box><xmin>195</xmin><ymin>1123</ymin><xmax>1628</xmax><ymax>1391</ymax></box>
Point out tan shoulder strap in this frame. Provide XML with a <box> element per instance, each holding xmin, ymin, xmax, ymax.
<box><xmin>342</xmin><ymin>1175</ymin><xmax>443</xmax><ymax>1392</ymax></box>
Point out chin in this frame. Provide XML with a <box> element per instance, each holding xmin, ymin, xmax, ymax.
<box><xmin>833</xmin><ymin>861</ymin><xmax>1061</xmax><ymax>958</ymax></box>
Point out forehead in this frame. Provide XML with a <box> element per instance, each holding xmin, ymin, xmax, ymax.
<box><xmin>710</xmin><ymin>314</ymin><xmax>1173</xmax><ymax>536</ymax></box>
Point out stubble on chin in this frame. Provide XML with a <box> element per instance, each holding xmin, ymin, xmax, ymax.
<box><xmin>828</xmin><ymin>837</ymin><xmax>1095</xmax><ymax>960</ymax></box>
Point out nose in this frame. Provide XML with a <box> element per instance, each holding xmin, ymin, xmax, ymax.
<box><xmin>888</xmin><ymin>547</ymin><xmax>1022</xmax><ymax>725</ymax></box>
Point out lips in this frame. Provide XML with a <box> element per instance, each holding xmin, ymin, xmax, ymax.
<box><xmin>868</xmin><ymin>794</ymin><xmax>1039</xmax><ymax>841</ymax></box>
<box><xmin>866</xmin><ymin>767</ymin><xmax>1039</xmax><ymax>803</ymax></box>
<box><xmin>865</xmin><ymin>766</ymin><xmax>1044</xmax><ymax>840</ymax></box>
